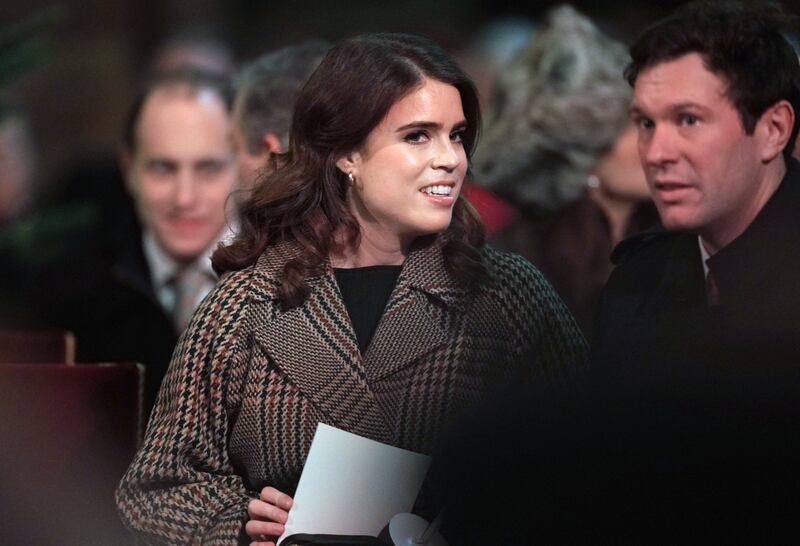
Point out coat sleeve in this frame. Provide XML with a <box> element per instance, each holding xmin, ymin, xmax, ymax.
<box><xmin>489</xmin><ymin>249</ymin><xmax>589</xmax><ymax>384</ymax></box>
<box><xmin>116</xmin><ymin>270</ymin><xmax>254</xmax><ymax>545</ymax></box>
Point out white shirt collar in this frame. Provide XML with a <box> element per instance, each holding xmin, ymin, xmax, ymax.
<box><xmin>143</xmin><ymin>222</ymin><xmax>237</xmax><ymax>290</ymax></box>
<box><xmin>697</xmin><ymin>236</ymin><xmax>711</xmax><ymax>280</ymax></box>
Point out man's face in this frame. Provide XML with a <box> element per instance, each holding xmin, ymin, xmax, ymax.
<box><xmin>631</xmin><ymin>53</ymin><xmax>773</xmax><ymax>249</ymax></box>
<box><xmin>125</xmin><ymin>86</ymin><xmax>238</xmax><ymax>264</ymax></box>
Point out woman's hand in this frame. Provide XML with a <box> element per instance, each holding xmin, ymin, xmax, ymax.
<box><xmin>245</xmin><ymin>486</ymin><xmax>294</xmax><ymax>546</ymax></box>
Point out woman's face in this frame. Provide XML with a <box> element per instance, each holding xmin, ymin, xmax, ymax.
<box><xmin>339</xmin><ymin>78</ymin><xmax>468</xmax><ymax>247</ymax></box>
<box><xmin>594</xmin><ymin>122</ymin><xmax>651</xmax><ymax>202</ymax></box>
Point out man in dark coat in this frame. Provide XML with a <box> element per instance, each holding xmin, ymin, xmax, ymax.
<box><xmin>33</xmin><ymin>70</ymin><xmax>239</xmax><ymax>412</ymax></box>
<box><xmin>592</xmin><ymin>0</ymin><xmax>800</xmax><ymax>379</ymax></box>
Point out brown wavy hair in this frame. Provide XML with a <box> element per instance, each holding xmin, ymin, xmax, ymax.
<box><xmin>213</xmin><ymin>32</ymin><xmax>487</xmax><ymax>308</ymax></box>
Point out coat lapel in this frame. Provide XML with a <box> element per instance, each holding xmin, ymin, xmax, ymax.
<box><xmin>249</xmin><ymin>242</ymin><xmax>393</xmax><ymax>444</ymax></box>
<box><xmin>365</xmin><ymin>236</ymin><xmax>471</xmax><ymax>382</ymax></box>
<box><xmin>248</xmin><ymin>237</ymin><xmax>471</xmax><ymax>442</ymax></box>
<box><xmin>644</xmin><ymin>234</ymin><xmax>705</xmax><ymax>316</ymax></box>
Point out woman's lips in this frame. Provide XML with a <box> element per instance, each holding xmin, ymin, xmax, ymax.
<box><xmin>419</xmin><ymin>182</ymin><xmax>457</xmax><ymax>205</ymax></box>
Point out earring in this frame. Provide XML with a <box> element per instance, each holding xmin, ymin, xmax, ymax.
<box><xmin>586</xmin><ymin>174</ymin><xmax>601</xmax><ymax>189</ymax></box>
<box><xmin>347</xmin><ymin>172</ymin><xmax>355</xmax><ymax>185</ymax></box>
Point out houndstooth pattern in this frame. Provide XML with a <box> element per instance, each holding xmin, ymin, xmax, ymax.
<box><xmin>117</xmin><ymin>237</ymin><xmax>587</xmax><ymax>545</ymax></box>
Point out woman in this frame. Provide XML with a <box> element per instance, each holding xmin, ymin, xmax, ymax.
<box><xmin>117</xmin><ymin>33</ymin><xmax>586</xmax><ymax>545</ymax></box>
<box><xmin>472</xmin><ymin>6</ymin><xmax>657</xmax><ymax>337</ymax></box>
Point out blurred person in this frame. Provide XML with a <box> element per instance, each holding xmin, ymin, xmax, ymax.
<box><xmin>232</xmin><ymin>40</ymin><xmax>330</xmax><ymax>191</ymax></box>
<box><xmin>117</xmin><ymin>33</ymin><xmax>587</xmax><ymax>546</ymax></box>
<box><xmin>0</xmin><ymin>105</ymin><xmax>36</xmax><ymax>224</ymax></box>
<box><xmin>0</xmin><ymin>102</ymin><xmax>41</xmax><ymax>327</ymax></box>
<box><xmin>592</xmin><ymin>0</ymin><xmax>800</xmax><ymax>371</ymax></box>
<box><xmin>472</xmin><ymin>5</ymin><xmax>656</xmax><ymax>336</ymax></box>
<box><xmin>148</xmin><ymin>27</ymin><xmax>236</xmax><ymax>77</ymax></box>
<box><xmin>42</xmin><ymin>29</ymin><xmax>237</xmax><ymax>262</ymax></box>
<box><xmin>34</xmin><ymin>28</ymin><xmax>237</xmax><ymax>265</ymax></box>
<box><xmin>455</xmin><ymin>16</ymin><xmax>536</xmax><ymax>111</ymax></box>
<box><xmin>455</xmin><ymin>18</ymin><xmax>535</xmax><ymax>238</ymax></box>
<box><xmin>33</xmin><ymin>69</ymin><xmax>239</xmax><ymax>412</ymax></box>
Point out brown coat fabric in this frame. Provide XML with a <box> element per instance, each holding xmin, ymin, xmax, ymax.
<box><xmin>116</xmin><ymin>237</ymin><xmax>587</xmax><ymax>545</ymax></box>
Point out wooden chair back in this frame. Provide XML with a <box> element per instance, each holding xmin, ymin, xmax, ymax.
<box><xmin>0</xmin><ymin>329</ymin><xmax>76</xmax><ymax>363</ymax></box>
<box><xmin>0</xmin><ymin>362</ymin><xmax>143</xmax><ymax>545</ymax></box>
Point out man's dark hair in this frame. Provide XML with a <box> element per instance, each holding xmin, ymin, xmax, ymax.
<box><xmin>625</xmin><ymin>0</ymin><xmax>800</xmax><ymax>161</ymax></box>
<box><xmin>234</xmin><ymin>40</ymin><xmax>330</xmax><ymax>153</ymax></box>
<box><xmin>122</xmin><ymin>68</ymin><xmax>233</xmax><ymax>152</ymax></box>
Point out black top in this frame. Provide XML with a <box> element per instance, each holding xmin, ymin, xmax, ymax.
<box><xmin>334</xmin><ymin>265</ymin><xmax>402</xmax><ymax>354</ymax></box>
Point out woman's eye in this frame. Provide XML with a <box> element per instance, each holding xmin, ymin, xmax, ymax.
<box><xmin>404</xmin><ymin>131</ymin><xmax>428</xmax><ymax>144</ymax></box>
<box><xmin>450</xmin><ymin>130</ymin><xmax>465</xmax><ymax>143</ymax></box>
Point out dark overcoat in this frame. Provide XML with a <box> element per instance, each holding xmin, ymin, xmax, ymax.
<box><xmin>31</xmin><ymin>239</ymin><xmax>178</xmax><ymax>410</ymax></box>
<box><xmin>117</xmin><ymin>237</ymin><xmax>587</xmax><ymax>545</ymax></box>
<box><xmin>591</xmin><ymin>159</ymin><xmax>800</xmax><ymax>380</ymax></box>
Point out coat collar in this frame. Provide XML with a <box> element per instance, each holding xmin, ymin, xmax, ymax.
<box><xmin>706</xmin><ymin>159</ymin><xmax>800</xmax><ymax>304</ymax></box>
<box><xmin>646</xmin><ymin>233</ymin><xmax>706</xmax><ymax>316</ymax></box>
<box><xmin>247</xmin><ymin>234</ymin><xmax>472</xmax><ymax>445</ymax></box>
<box><xmin>249</xmin><ymin>235</ymin><xmax>470</xmax><ymax>306</ymax></box>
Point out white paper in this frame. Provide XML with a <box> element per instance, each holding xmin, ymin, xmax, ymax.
<box><xmin>277</xmin><ymin>423</ymin><xmax>431</xmax><ymax>544</ymax></box>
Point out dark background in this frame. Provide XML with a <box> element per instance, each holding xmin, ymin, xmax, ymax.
<box><xmin>1</xmin><ymin>0</ymin><xmax>796</xmax><ymax>196</ymax></box>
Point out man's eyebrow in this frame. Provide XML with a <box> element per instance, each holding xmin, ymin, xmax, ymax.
<box><xmin>629</xmin><ymin>105</ymin><xmax>646</xmax><ymax>117</ymax></box>
<box><xmin>194</xmin><ymin>158</ymin><xmax>227</xmax><ymax>167</ymax></box>
<box><xmin>629</xmin><ymin>102</ymin><xmax>712</xmax><ymax>117</ymax></box>
<box><xmin>668</xmin><ymin>101</ymin><xmax>712</xmax><ymax>113</ymax></box>
<box><xmin>145</xmin><ymin>157</ymin><xmax>178</xmax><ymax>167</ymax></box>
<box><xmin>195</xmin><ymin>156</ymin><xmax>227</xmax><ymax>163</ymax></box>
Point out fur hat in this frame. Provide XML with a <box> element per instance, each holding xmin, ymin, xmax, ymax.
<box><xmin>472</xmin><ymin>5</ymin><xmax>631</xmax><ymax>213</ymax></box>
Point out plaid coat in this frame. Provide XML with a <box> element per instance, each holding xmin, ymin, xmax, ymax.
<box><xmin>117</xmin><ymin>238</ymin><xmax>587</xmax><ymax>545</ymax></box>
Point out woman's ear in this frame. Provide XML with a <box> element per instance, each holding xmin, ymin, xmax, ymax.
<box><xmin>335</xmin><ymin>152</ymin><xmax>360</xmax><ymax>176</ymax></box>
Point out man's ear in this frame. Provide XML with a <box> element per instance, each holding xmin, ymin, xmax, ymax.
<box><xmin>759</xmin><ymin>99</ymin><xmax>795</xmax><ymax>163</ymax></box>
<box><xmin>262</xmin><ymin>133</ymin><xmax>283</xmax><ymax>155</ymax></box>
